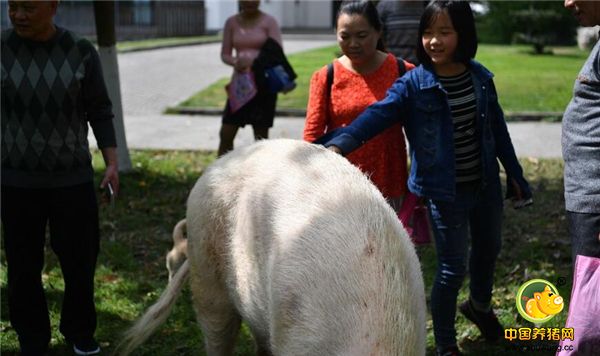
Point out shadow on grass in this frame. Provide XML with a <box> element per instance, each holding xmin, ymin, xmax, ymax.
<box><xmin>513</xmin><ymin>46</ymin><xmax>588</xmax><ymax>60</ymax></box>
<box><xmin>1</xmin><ymin>285</ymin><xmax>139</xmax><ymax>355</ymax></box>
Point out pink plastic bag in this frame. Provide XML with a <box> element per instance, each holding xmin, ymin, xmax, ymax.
<box><xmin>226</xmin><ymin>71</ymin><xmax>257</xmax><ymax>113</ymax></box>
<box><xmin>556</xmin><ymin>255</ymin><xmax>600</xmax><ymax>355</ymax></box>
<box><xmin>398</xmin><ymin>192</ymin><xmax>433</xmax><ymax>245</ymax></box>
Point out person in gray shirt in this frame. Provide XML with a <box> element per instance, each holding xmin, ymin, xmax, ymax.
<box><xmin>377</xmin><ymin>0</ymin><xmax>426</xmax><ymax>64</ymax></box>
<box><xmin>562</xmin><ymin>0</ymin><xmax>600</xmax><ymax>260</ymax></box>
<box><xmin>561</xmin><ymin>2</ymin><xmax>600</xmax><ymax>353</ymax></box>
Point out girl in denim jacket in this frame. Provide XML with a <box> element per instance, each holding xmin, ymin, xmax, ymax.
<box><xmin>316</xmin><ymin>1</ymin><xmax>532</xmax><ymax>355</ymax></box>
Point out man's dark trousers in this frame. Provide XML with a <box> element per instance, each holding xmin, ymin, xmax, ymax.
<box><xmin>568</xmin><ymin>211</ymin><xmax>600</xmax><ymax>261</ymax></box>
<box><xmin>1</xmin><ymin>182</ymin><xmax>99</xmax><ymax>354</ymax></box>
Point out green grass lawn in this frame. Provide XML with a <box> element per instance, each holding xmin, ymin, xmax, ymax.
<box><xmin>173</xmin><ymin>44</ymin><xmax>589</xmax><ymax>117</ymax></box>
<box><xmin>477</xmin><ymin>45</ymin><xmax>588</xmax><ymax>113</ymax></box>
<box><xmin>1</xmin><ymin>150</ymin><xmax>570</xmax><ymax>355</ymax></box>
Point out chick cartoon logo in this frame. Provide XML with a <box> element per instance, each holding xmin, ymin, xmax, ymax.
<box><xmin>516</xmin><ymin>279</ymin><xmax>564</xmax><ymax>323</ymax></box>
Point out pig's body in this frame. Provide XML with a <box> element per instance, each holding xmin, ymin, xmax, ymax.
<box><xmin>118</xmin><ymin>139</ymin><xmax>426</xmax><ymax>356</ymax></box>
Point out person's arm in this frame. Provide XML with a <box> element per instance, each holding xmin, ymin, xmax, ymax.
<box><xmin>221</xmin><ymin>17</ymin><xmax>236</xmax><ymax>66</ymax></box>
<box><xmin>100</xmin><ymin>146</ymin><xmax>119</xmax><ymax>196</ymax></box>
<box><xmin>221</xmin><ymin>17</ymin><xmax>251</xmax><ymax>71</ymax></box>
<box><xmin>266</xmin><ymin>15</ymin><xmax>283</xmax><ymax>48</ymax></box>
<box><xmin>403</xmin><ymin>61</ymin><xmax>416</xmax><ymax>72</ymax></box>
<box><xmin>304</xmin><ymin>68</ymin><xmax>329</xmax><ymax>142</ymax></box>
<box><xmin>320</xmin><ymin>78</ymin><xmax>410</xmax><ymax>155</ymax></box>
<box><xmin>81</xmin><ymin>41</ymin><xmax>120</xmax><ymax>196</ymax></box>
<box><xmin>488</xmin><ymin>80</ymin><xmax>532</xmax><ymax>202</ymax></box>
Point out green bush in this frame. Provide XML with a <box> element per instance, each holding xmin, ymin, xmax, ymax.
<box><xmin>477</xmin><ymin>1</ymin><xmax>577</xmax><ymax>46</ymax></box>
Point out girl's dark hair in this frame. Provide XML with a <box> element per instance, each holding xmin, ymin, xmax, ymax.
<box><xmin>337</xmin><ymin>0</ymin><xmax>386</xmax><ymax>52</ymax></box>
<box><xmin>416</xmin><ymin>1</ymin><xmax>478</xmax><ymax>66</ymax></box>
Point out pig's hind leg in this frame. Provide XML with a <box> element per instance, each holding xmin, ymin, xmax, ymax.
<box><xmin>189</xmin><ymin>263</ymin><xmax>241</xmax><ymax>356</ymax></box>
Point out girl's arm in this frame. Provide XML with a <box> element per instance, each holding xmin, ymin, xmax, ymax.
<box><xmin>489</xmin><ymin>81</ymin><xmax>532</xmax><ymax>200</ymax></box>
<box><xmin>320</xmin><ymin>79</ymin><xmax>410</xmax><ymax>155</ymax></box>
<box><xmin>266</xmin><ymin>15</ymin><xmax>283</xmax><ymax>47</ymax></box>
<box><xmin>303</xmin><ymin>68</ymin><xmax>329</xmax><ymax>142</ymax></box>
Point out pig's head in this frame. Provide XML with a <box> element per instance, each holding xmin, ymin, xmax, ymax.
<box><xmin>533</xmin><ymin>285</ymin><xmax>564</xmax><ymax>316</ymax></box>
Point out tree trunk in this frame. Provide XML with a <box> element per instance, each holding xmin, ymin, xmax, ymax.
<box><xmin>93</xmin><ymin>1</ymin><xmax>132</xmax><ymax>172</ymax></box>
<box><xmin>534</xmin><ymin>43</ymin><xmax>545</xmax><ymax>55</ymax></box>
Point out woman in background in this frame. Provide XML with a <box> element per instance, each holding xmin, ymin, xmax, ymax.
<box><xmin>219</xmin><ymin>0</ymin><xmax>282</xmax><ymax>156</ymax></box>
<box><xmin>304</xmin><ymin>0</ymin><xmax>414</xmax><ymax>210</ymax></box>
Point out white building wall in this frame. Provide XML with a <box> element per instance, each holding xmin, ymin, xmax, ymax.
<box><xmin>205</xmin><ymin>0</ymin><xmax>238</xmax><ymax>32</ymax></box>
<box><xmin>205</xmin><ymin>0</ymin><xmax>332</xmax><ymax>33</ymax></box>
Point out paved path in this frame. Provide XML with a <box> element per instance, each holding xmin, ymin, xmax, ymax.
<box><xmin>90</xmin><ymin>36</ymin><xmax>563</xmax><ymax>159</ymax></box>
<box><xmin>117</xmin><ymin>36</ymin><xmax>336</xmax><ymax>116</ymax></box>
<box><xmin>94</xmin><ymin>115</ymin><xmax>562</xmax><ymax>158</ymax></box>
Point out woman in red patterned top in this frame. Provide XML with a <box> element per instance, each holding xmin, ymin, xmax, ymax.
<box><xmin>303</xmin><ymin>0</ymin><xmax>414</xmax><ymax>210</ymax></box>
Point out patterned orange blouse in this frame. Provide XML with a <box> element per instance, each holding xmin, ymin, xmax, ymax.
<box><xmin>304</xmin><ymin>53</ymin><xmax>413</xmax><ymax>200</ymax></box>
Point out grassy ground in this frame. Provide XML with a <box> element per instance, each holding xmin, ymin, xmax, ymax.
<box><xmin>478</xmin><ymin>45</ymin><xmax>589</xmax><ymax>113</ymax></box>
<box><xmin>1</xmin><ymin>150</ymin><xmax>569</xmax><ymax>356</ymax></box>
<box><xmin>172</xmin><ymin>44</ymin><xmax>589</xmax><ymax>118</ymax></box>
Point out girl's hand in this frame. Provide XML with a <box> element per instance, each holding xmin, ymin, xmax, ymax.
<box><xmin>509</xmin><ymin>178</ymin><xmax>533</xmax><ymax>209</ymax></box>
<box><xmin>328</xmin><ymin>146</ymin><xmax>343</xmax><ymax>155</ymax></box>
<box><xmin>234</xmin><ymin>57</ymin><xmax>253</xmax><ymax>72</ymax></box>
<box><xmin>510</xmin><ymin>178</ymin><xmax>523</xmax><ymax>201</ymax></box>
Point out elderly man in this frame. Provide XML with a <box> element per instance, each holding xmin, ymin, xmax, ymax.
<box><xmin>1</xmin><ymin>1</ymin><xmax>118</xmax><ymax>355</ymax></box>
<box><xmin>561</xmin><ymin>2</ymin><xmax>600</xmax><ymax>353</ymax></box>
<box><xmin>562</xmin><ymin>0</ymin><xmax>600</xmax><ymax>260</ymax></box>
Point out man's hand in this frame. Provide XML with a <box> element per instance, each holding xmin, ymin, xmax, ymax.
<box><xmin>100</xmin><ymin>147</ymin><xmax>119</xmax><ymax>197</ymax></box>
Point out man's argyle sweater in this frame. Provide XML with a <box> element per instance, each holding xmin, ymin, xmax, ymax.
<box><xmin>1</xmin><ymin>27</ymin><xmax>115</xmax><ymax>188</ymax></box>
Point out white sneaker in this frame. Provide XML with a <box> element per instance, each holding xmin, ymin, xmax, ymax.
<box><xmin>73</xmin><ymin>339</ymin><xmax>101</xmax><ymax>355</ymax></box>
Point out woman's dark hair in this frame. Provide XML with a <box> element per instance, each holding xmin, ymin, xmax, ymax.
<box><xmin>416</xmin><ymin>1</ymin><xmax>478</xmax><ymax>66</ymax></box>
<box><xmin>337</xmin><ymin>0</ymin><xmax>386</xmax><ymax>52</ymax></box>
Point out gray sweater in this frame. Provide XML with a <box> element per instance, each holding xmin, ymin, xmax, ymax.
<box><xmin>377</xmin><ymin>0</ymin><xmax>425</xmax><ymax>64</ymax></box>
<box><xmin>562</xmin><ymin>38</ymin><xmax>600</xmax><ymax>213</ymax></box>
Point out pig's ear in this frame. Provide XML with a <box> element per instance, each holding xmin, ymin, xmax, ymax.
<box><xmin>534</xmin><ymin>292</ymin><xmax>541</xmax><ymax>300</ymax></box>
<box><xmin>544</xmin><ymin>285</ymin><xmax>551</xmax><ymax>292</ymax></box>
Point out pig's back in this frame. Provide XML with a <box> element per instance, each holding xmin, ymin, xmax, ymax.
<box><xmin>194</xmin><ymin>139</ymin><xmax>426</xmax><ymax>355</ymax></box>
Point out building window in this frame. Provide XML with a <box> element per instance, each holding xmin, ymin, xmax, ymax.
<box><xmin>118</xmin><ymin>0</ymin><xmax>154</xmax><ymax>26</ymax></box>
<box><xmin>133</xmin><ymin>0</ymin><xmax>153</xmax><ymax>26</ymax></box>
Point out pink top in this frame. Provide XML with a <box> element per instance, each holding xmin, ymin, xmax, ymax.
<box><xmin>221</xmin><ymin>12</ymin><xmax>282</xmax><ymax>67</ymax></box>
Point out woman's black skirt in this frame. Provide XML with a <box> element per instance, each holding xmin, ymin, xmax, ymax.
<box><xmin>222</xmin><ymin>87</ymin><xmax>277</xmax><ymax>128</ymax></box>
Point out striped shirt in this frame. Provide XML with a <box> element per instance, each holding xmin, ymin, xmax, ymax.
<box><xmin>439</xmin><ymin>70</ymin><xmax>481</xmax><ymax>183</ymax></box>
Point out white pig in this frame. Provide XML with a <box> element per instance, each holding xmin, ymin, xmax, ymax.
<box><xmin>117</xmin><ymin>139</ymin><xmax>426</xmax><ymax>356</ymax></box>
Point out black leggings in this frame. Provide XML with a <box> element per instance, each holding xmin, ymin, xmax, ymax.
<box><xmin>1</xmin><ymin>182</ymin><xmax>99</xmax><ymax>353</ymax></box>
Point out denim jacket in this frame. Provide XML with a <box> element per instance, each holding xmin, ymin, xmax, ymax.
<box><xmin>316</xmin><ymin>59</ymin><xmax>531</xmax><ymax>202</ymax></box>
